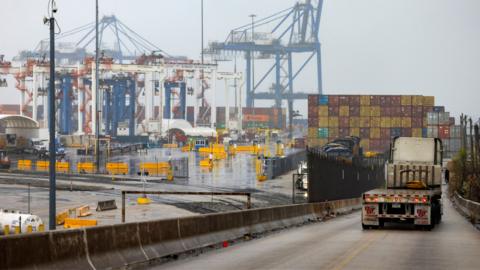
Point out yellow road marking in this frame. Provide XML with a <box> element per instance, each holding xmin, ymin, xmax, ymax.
<box><xmin>329</xmin><ymin>233</ymin><xmax>383</xmax><ymax>270</ymax></box>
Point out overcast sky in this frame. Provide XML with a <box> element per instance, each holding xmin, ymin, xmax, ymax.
<box><xmin>1</xmin><ymin>0</ymin><xmax>479</xmax><ymax>120</ymax></box>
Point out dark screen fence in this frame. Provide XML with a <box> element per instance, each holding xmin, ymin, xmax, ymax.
<box><xmin>266</xmin><ymin>150</ymin><xmax>306</xmax><ymax>179</ymax></box>
<box><xmin>307</xmin><ymin>148</ymin><xmax>385</xmax><ymax>202</ymax></box>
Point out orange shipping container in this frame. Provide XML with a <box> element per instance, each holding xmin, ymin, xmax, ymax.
<box><xmin>359</xmin><ymin>117</ymin><xmax>370</xmax><ymax>128</ymax></box>
<box><xmin>401</xmin><ymin>96</ymin><xmax>412</xmax><ymax>106</ymax></box>
<box><xmin>360</xmin><ymin>96</ymin><xmax>370</xmax><ymax>106</ymax></box>
<box><xmin>370</xmin><ymin>128</ymin><xmax>381</xmax><ymax>139</ymax></box>
<box><xmin>243</xmin><ymin>114</ymin><xmax>270</xmax><ymax>122</ymax></box>
<box><xmin>308</xmin><ymin>128</ymin><xmax>317</xmax><ymax>138</ymax></box>
<box><xmin>328</xmin><ymin>117</ymin><xmax>339</xmax><ymax>127</ymax></box>
<box><xmin>370</xmin><ymin>117</ymin><xmax>381</xmax><ymax>128</ymax></box>
<box><xmin>380</xmin><ymin>117</ymin><xmax>391</xmax><ymax>128</ymax></box>
<box><xmin>360</xmin><ymin>139</ymin><xmax>370</xmax><ymax>151</ymax></box>
<box><xmin>391</xmin><ymin>117</ymin><xmax>402</xmax><ymax>127</ymax></box>
<box><xmin>412</xmin><ymin>95</ymin><xmax>423</xmax><ymax>106</ymax></box>
<box><xmin>318</xmin><ymin>117</ymin><xmax>329</xmax><ymax>127</ymax></box>
<box><xmin>349</xmin><ymin>117</ymin><xmax>360</xmax><ymax>128</ymax></box>
<box><xmin>412</xmin><ymin>128</ymin><xmax>423</xmax><ymax>137</ymax></box>
<box><xmin>370</xmin><ymin>106</ymin><xmax>381</xmax><ymax>117</ymax></box>
<box><xmin>423</xmin><ymin>96</ymin><xmax>435</xmax><ymax>106</ymax></box>
<box><xmin>318</xmin><ymin>105</ymin><xmax>329</xmax><ymax>117</ymax></box>
<box><xmin>328</xmin><ymin>128</ymin><xmax>339</xmax><ymax>138</ymax></box>
<box><xmin>402</xmin><ymin>117</ymin><xmax>412</xmax><ymax>128</ymax></box>
<box><xmin>339</xmin><ymin>105</ymin><xmax>349</xmax><ymax>117</ymax></box>
<box><xmin>350</xmin><ymin>128</ymin><xmax>360</xmax><ymax>137</ymax></box>
<box><xmin>360</xmin><ymin>106</ymin><xmax>370</xmax><ymax>117</ymax></box>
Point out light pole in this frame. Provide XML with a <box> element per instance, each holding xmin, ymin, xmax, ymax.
<box><xmin>249</xmin><ymin>13</ymin><xmax>257</xmax><ymax>129</ymax></box>
<box><xmin>95</xmin><ymin>0</ymin><xmax>101</xmax><ymax>173</ymax></box>
<box><xmin>249</xmin><ymin>14</ymin><xmax>256</xmax><ymax>110</ymax></box>
<box><xmin>45</xmin><ymin>0</ymin><xmax>58</xmax><ymax>231</ymax></box>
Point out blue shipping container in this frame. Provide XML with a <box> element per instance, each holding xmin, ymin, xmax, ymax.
<box><xmin>433</xmin><ymin>106</ymin><xmax>445</xmax><ymax>113</ymax></box>
<box><xmin>422</xmin><ymin>128</ymin><xmax>428</xmax><ymax>137</ymax></box>
<box><xmin>318</xmin><ymin>95</ymin><xmax>329</xmax><ymax>105</ymax></box>
<box><xmin>391</xmin><ymin>128</ymin><xmax>402</xmax><ymax>137</ymax></box>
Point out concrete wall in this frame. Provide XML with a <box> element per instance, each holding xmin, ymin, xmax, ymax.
<box><xmin>0</xmin><ymin>198</ymin><xmax>360</xmax><ymax>270</ymax></box>
<box><xmin>453</xmin><ymin>192</ymin><xmax>480</xmax><ymax>224</ymax></box>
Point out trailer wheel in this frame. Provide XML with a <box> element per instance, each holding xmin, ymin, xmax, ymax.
<box><xmin>362</xmin><ymin>223</ymin><xmax>369</xmax><ymax>230</ymax></box>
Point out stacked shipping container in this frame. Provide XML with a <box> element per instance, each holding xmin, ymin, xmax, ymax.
<box><xmin>308</xmin><ymin>94</ymin><xmax>436</xmax><ymax>152</ymax></box>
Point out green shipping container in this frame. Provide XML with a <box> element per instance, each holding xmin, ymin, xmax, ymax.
<box><xmin>318</xmin><ymin>128</ymin><xmax>329</xmax><ymax>138</ymax></box>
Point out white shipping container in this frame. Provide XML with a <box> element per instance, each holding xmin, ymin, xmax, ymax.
<box><xmin>427</xmin><ymin>112</ymin><xmax>439</xmax><ymax>125</ymax></box>
<box><xmin>438</xmin><ymin>112</ymin><xmax>450</xmax><ymax>125</ymax></box>
<box><xmin>427</xmin><ymin>126</ymin><xmax>438</xmax><ymax>138</ymax></box>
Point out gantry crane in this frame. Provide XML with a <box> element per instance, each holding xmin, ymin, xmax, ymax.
<box><xmin>207</xmin><ymin>0</ymin><xmax>323</xmax><ymax>136</ymax></box>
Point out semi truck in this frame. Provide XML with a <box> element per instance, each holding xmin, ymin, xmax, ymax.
<box><xmin>362</xmin><ymin>137</ymin><xmax>443</xmax><ymax>230</ymax></box>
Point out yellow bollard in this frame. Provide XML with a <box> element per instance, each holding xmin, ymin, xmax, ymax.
<box><xmin>137</xmin><ymin>196</ymin><xmax>151</xmax><ymax>205</ymax></box>
<box><xmin>14</xmin><ymin>226</ymin><xmax>20</xmax><ymax>235</ymax></box>
<box><xmin>4</xmin><ymin>225</ymin><xmax>10</xmax><ymax>235</ymax></box>
<box><xmin>167</xmin><ymin>167</ymin><xmax>174</xmax><ymax>181</ymax></box>
<box><xmin>38</xmin><ymin>224</ymin><xmax>45</xmax><ymax>232</ymax></box>
<box><xmin>27</xmin><ymin>225</ymin><xmax>32</xmax><ymax>233</ymax></box>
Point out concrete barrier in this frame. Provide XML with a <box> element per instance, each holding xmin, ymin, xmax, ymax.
<box><xmin>0</xmin><ymin>198</ymin><xmax>360</xmax><ymax>270</ymax></box>
<box><xmin>453</xmin><ymin>192</ymin><xmax>480</xmax><ymax>224</ymax></box>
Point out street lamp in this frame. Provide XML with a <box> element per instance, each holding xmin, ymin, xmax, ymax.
<box><xmin>44</xmin><ymin>0</ymin><xmax>58</xmax><ymax>231</ymax></box>
<box><xmin>249</xmin><ymin>14</ymin><xmax>256</xmax><ymax>110</ymax></box>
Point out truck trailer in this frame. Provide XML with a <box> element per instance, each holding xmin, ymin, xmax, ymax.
<box><xmin>362</xmin><ymin>137</ymin><xmax>443</xmax><ymax>230</ymax></box>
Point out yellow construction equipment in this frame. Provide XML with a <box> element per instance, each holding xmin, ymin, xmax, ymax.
<box><xmin>64</xmin><ymin>218</ymin><xmax>97</xmax><ymax>229</ymax></box>
<box><xmin>200</xmin><ymin>158</ymin><xmax>213</xmax><ymax>169</ymax></box>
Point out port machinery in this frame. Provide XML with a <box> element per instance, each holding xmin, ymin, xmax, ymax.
<box><xmin>0</xmin><ymin>16</ymin><xmax>244</xmax><ymax>137</ymax></box>
<box><xmin>206</xmin><ymin>0</ymin><xmax>324</xmax><ymax>136</ymax></box>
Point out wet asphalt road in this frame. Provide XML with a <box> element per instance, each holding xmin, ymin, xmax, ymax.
<box><xmin>158</xmin><ymin>195</ymin><xmax>480</xmax><ymax>270</ymax></box>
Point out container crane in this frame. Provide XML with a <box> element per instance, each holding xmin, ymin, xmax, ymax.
<box><xmin>207</xmin><ymin>0</ymin><xmax>323</xmax><ymax>136</ymax></box>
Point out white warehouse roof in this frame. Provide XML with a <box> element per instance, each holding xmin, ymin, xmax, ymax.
<box><xmin>0</xmin><ymin>114</ymin><xmax>39</xmax><ymax>129</ymax></box>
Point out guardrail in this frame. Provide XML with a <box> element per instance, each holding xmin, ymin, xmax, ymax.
<box><xmin>453</xmin><ymin>191</ymin><xmax>480</xmax><ymax>224</ymax></box>
<box><xmin>0</xmin><ymin>198</ymin><xmax>361</xmax><ymax>270</ymax></box>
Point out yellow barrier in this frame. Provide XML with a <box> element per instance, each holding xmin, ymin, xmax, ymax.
<box><xmin>63</xmin><ymin>218</ymin><xmax>97</xmax><ymax>229</ymax></box>
<box><xmin>56</xmin><ymin>162</ymin><xmax>69</xmax><ymax>173</ymax></box>
<box><xmin>35</xmin><ymin>161</ymin><xmax>69</xmax><ymax>173</ymax></box>
<box><xmin>17</xmin><ymin>160</ymin><xmax>32</xmax><ymax>170</ymax></box>
<box><xmin>14</xmin><ymin>226</ymin><xmax>20</xmax><ymax>235</ymax></box>
<box><xmin>3</xmin><ymin>225</ymin><xmax>9</xmax><ymax>235</ymax></box>
<box><xmin>77</xmin><ymin>205</ymin><xmax>92</xmax><ymax>217</ymax></box>
<box><xmin>163</xmin><ymin>143</ymin><xmax>178</xmax><ymax>149</ymax></box>
<box><xmin>213</xmin><ymin>152</ymin><xmax>227</xmax><ymax>160</ymax></box>
<box><xmin>27</xmin><ymin>225</ymin><xmax>32</xmax><ymax>233</ymax></box>
<box><xmin>38</xmin><ymin>224</ymin><xmax>44</xmax><ymax>232</ymax></box>
<box><xmin>200</xmin><ymin>159</ymin><xmax>213</xmax><ymax>168</ymax></box>
<box><xmin>56</xmin><ymin>210</ymin><xmax>70</xmax><ymax>225</ymax></box>
<box><xmin>139</xmin><ymin>162</ymin><xmax>170</xmax><ymax>176</ymax></box>
<box><xmin>198</xmin><ymin>146</ymin><xmax>226</xmax><ymax>154</ymax></box>
<box><xmin>77</xmin><ymin>162</ymin><xmax>95</xmax><ymax>174</ymax></box>
<box><xmin>181</xmin><ymin>145</ymin><xmax>191</xmax><ymax>152</ymax></box>
<box><xmin>106</xmin><ymin>162</ymin><xmax>129</xmax><ymax>175</ymax></box>
<box><xmin>36</xmin><ymin>160</ymin><xmax>49</xmax><ymax>172</ymax></box>
<box><xmin>236</xmin><ymin>145</ymin><xmax>257</xmax><ymax>153</ymax></box>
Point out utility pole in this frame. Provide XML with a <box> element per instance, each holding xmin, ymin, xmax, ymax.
<box><xmin>249</xmin><ymin>14</ymin><xmax>256</xmax><ymax>110</ymax></box>
<box><xmin>95</xmin><ymin>0</ymin><xmax>101</xmax><ymax>172</ymax></box>
<box><xmin>46</xmin><ymin>0</ymin><xmax>58</xmax><ymax>231</ymax></box>
<box><xmin>200</xmin><ymin>0</ymin><xmax>205</xmax><ymax>126</ymax></box>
